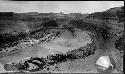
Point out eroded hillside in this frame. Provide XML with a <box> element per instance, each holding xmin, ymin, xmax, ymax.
<box><xmin>0</xmin><ymin>6</ymin><xmax>124</xmax><ymax>73</ymax></box>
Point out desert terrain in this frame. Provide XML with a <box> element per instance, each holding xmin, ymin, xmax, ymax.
<box><xmin>0</xmin><ymin>6</ymin><xmax>124</xmax><ymax>73</ymax></box>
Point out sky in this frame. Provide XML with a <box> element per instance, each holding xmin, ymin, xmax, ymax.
<box><xmin>0</xmin><ymin>1</ymin><xmax>124</xmax><ymax>14</ymax></box>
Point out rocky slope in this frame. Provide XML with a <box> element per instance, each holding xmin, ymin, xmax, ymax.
<box><xmin>0</xmin><ymin>6</ymin><xmax>124</xmax><ymax>73</ymax></box>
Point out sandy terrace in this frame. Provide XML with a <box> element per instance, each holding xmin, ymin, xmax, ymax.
<box><xmin>0</xmin><ymin>29</ymin><xmax>92</xmax><ymax>68</ymax></box>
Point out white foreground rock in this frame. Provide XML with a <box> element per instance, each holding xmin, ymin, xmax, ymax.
<box><xmin>96</xmin><ymin>56</ymin><xmax>113</xmax><ymax>68</ymax></box>
<box><xmin>96</xmin><ymin>56</ymin><xmax>114</xmax><ymax>73</ymax></box>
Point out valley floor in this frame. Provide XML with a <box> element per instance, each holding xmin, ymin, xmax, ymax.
<box><xmin>0</xmin><ymin>28</ymin><xmax>123</xmax><ymax>73</ymax></box>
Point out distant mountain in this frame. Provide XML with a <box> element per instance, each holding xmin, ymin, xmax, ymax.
<box><xmin>0</xmin><ymin>12</ymin><xmax>15</xmax><ymax>20</ymax></box>
<box><xmin>104</xmin><ymin>6</ymin><xmax>124</xmax><ymax>13</ymax></box>
<box><xmin>86</xmin><ymin>6</ymin><xmax>124</xmax><ymax>23</ymax></box>
<box><xmin>0</xmin><ymin>6</ymin><xmax>123</xmax><ymax>36</ymax></box>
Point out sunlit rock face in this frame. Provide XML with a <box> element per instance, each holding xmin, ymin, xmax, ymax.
<box><xmin>95</xmin><ymin>56</ymin><xmax>116</xmax><ymax>73</ymax></box>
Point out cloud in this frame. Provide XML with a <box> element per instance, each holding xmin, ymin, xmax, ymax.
<box><xmin>0</xmin><ymin>1</ymin><xmax>124</xmax><ymax>13</ymax></box>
